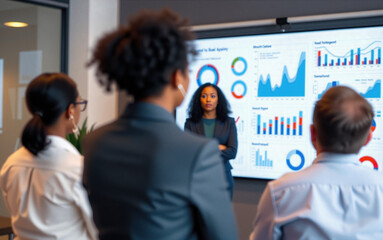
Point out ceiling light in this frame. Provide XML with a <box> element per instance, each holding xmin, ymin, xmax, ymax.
<box><xmin>4</xmin><ymin>22</ymin><xmax>28</xmax><ymax>28</ymax></box>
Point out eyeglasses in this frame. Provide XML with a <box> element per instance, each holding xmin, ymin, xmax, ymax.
<box><xmin>75</xmin><ymin>99</ymin><xmax>88</xmax><ymax>112</ymax></box>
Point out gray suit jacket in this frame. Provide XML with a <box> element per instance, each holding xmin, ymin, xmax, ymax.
<box><xmin>83</xmin><ymin>102</ymin><xmax>238</xmax><ymax>240</ymax></box>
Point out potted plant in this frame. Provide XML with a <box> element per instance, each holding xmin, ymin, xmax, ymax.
<box><xmin>66</xmin><ymin>117</ymin><xmax>95</xmax><ymax>154</ymax></box>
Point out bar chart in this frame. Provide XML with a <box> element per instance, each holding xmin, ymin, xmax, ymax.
<box><xmin>256</xmin><ymin>111</ymin><xmax>303</xmax><ymax>136</ymax></box>
<box><xmin>318</xmin><ymin>81</ymin><xmax>339</xmax><ymax>99</ymax></box>
<box><xmin>316</xmin><ymin>41</ymin><xmax>382</xmax><ymax>67</ymax></box>
<box><xmin>254</xmin><ymin>149</ymin><xmax>273</xmax><ymax>167</ymax></box>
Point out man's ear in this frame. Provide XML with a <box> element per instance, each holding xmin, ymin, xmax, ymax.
<box><xmin>363</xmin><ymin>128</ymin><xmax>373</xmax><ymax>146</ymax></box>
<box><xmin>310</xmin><ymin>124</ymin><xmax>317</xmax><ymax>150</ymax></box>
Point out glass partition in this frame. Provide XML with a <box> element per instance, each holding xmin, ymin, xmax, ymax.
<box><xmin>0</xmin><ymin>0</ymin><xmax>63</xmax><ymax>217</ymax></box>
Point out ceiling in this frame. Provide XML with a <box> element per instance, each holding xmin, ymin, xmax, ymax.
<box><xmin>0</xmin><ymin>1</ymin><xmax>37</xmax><ymax>29</ymax></box>
<box><xmin>0</xmin><ymin>0</ymin><xmax>32</xmax><ymax>11</ymax></box>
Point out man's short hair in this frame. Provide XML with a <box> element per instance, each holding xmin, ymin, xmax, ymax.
<box><xmin>313</xmin><ymin>86</ymin><xmax>374</xmax><ymax>153</ymax></box>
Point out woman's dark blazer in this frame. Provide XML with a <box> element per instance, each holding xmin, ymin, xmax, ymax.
<box><xmin>83</xmin><ymin>103</ymin><xmax>238</xmax><ymax>240</ymax></box>
<box><xmin>184</xmin><ymin>117</ymin><xmax>238</xmax><ymax>187</ymax></box>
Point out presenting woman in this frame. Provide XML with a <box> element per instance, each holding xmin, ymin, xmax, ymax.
<box><xmin>0</xmin><ymin>73</ymin><xmax>97</xmax><ymax>240</ymax></box>
<box><xmin>185</xmin><ymin>83</ymin><xmax>238</xmax><ymax>199</ymax></box>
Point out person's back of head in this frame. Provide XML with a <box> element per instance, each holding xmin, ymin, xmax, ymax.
<box><xmin>22</xmin><ymin>73</ymin><xmax>78</xmax><ymax>155</ymax></box>
<box><xmin>313</xmin><ymin>85</ymin><xmax>373</xmax><ymax>154</ymax></box>
<box><xmin>88</xmin><ymin>9</ymin><xmax>196</xmax><ymax>101</ymax></box>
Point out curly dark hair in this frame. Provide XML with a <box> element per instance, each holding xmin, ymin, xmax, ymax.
<box><xmin>187</xmin><ymin>83</ymin><xmax>231</xmax><ymax>122</ymax></box>
<box><xmin>88</xmin><ymin>9</ymin><xmax>197</xmax><ymax>100</ymax></box>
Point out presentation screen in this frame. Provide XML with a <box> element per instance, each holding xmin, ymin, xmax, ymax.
<box><xmin>175</xmin><ymin>22</ymin><xmax>383</xmax><ymax>179</ymax></box>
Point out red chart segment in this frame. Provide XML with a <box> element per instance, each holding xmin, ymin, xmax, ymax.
<box><xmin>231</xmin><ymin>80</ymin><xmax>247</xmax><ymax>99</ymax></box>
<box><xmin>360</xmin><ymin>156</ymin><xmax>378</xmax><ymax>170</ymax></box>
<box><xmin>371</xmin><ymin>119</ymin><xmax>376</xmax><ymax>132</ymax></box>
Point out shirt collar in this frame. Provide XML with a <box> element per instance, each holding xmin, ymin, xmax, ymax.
<box><xmin>313</xmin><ymin>152</ymin><xmax>360</xmax><ymax>166</ymax></box>
<box><xmin>46</xmin><ymin>135</ymin><xmax>80</xmax><ymax>155</ymax></box>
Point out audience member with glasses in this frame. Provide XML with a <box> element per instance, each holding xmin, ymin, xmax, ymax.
<box><xmin>0</xmin><ymin>73</ymin><xmax>97</xmax><ymax>240</ymax></box>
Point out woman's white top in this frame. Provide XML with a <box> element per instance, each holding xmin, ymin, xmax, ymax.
<box><xmin>0</xmin><ymin>135</ymin><xmax>98</xmax><ymax>240</ymax></box>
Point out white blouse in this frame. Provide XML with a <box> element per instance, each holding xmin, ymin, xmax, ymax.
<box><xmin>0</xmin><ymin>135</ymin><xmax>98</xmax><ymax>240</ymax></box>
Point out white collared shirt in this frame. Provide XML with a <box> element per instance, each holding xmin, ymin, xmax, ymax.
<box><xmin>0</xmin><ymin>136</ymin><xmax>98</xmax><ymax>240</ymax></box>
<box><xmin>250</xmin><ymin>152</ymin><xmax>383</xmax><ymax>240</ymax></box>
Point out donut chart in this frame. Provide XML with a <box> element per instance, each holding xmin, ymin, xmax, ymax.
<box><xmin>286</xmin><ymin>149</ymin><xmax>305</xmax><ymax>171</ymax></box>
<box><xmin>196</xmin><ymin>64</ymin><xmax>219</xmax><ymax>86</ymax></box>
<box><xmin>371</xmin><ymin>119</ymin><xmax>376</xmax><ymax>132</ymax></box>
<box><xmin>231</xmin><ymin>80</ymin><xmax>247</xmax><ymax>99</ymax></box>
<box><xmin>231</xmin><ymin>57</ymin><xmax>247</xmax><ymax>76</ymax></box>
<box><xmin>360</xmin><ymin>156</ymin><xmax>378</xmax><ymax>170</ymax></box>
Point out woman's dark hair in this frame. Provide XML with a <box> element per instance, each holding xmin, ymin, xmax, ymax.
<box><xmin>187</xmin><ymin>83</ymin><xmax>232</xmax><ymax>122</ymax></box>
<box><xmin>22</xmin><ymin>73</ymin><xmax>78</xmax><ymax>155</ymax></box>
<box><xmin>88</xmin><ymin>9</ymin><xmax>197</xmax><ymax>100</ymax></box>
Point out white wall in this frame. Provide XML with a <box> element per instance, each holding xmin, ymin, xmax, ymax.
<box><xmin>69</xmin><ymin>0</ymin><xmax>119</xmax><ymax>128</ymax></box>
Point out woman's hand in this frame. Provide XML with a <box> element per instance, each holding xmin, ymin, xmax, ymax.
<box><xmin>219</xmin><ymin>144</ymin><xmax>227</xmax><ymax>151</ymax></box>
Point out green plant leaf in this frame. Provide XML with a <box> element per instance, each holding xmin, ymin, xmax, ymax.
<box><xmin>65</xmin><ymin>117</ymin><xmax>95</xmax><ymax>154</ymax></box>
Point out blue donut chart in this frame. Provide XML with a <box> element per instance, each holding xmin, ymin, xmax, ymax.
<box><xmin>231</xmin><ymin>57</ymin><xmax>247</xmax><ymax>76</ymax></box>
<box><xmin>231</xmin><ymin>80</ymin><xmax>247</xmax><ymax>99</ymax></box>
<box><xmin>196</xmin><ymin>64</ymin><xmax>219</xmax><ymax>86</ymax></box>
<box><xmin>286</xmin><ymin>149</ymin><xmax>305</xmax><ymax>171</ymax></box>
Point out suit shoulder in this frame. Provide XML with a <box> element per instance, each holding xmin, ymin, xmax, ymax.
<box><xmin>83</xmin><ymin>120</ymin><xmax>120</xmax><ymax>148</ymax></box>
<box><xmin>182</xmin><ymin>132</ymin><xmax>220</xmax><ymax>163</ymax></box>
